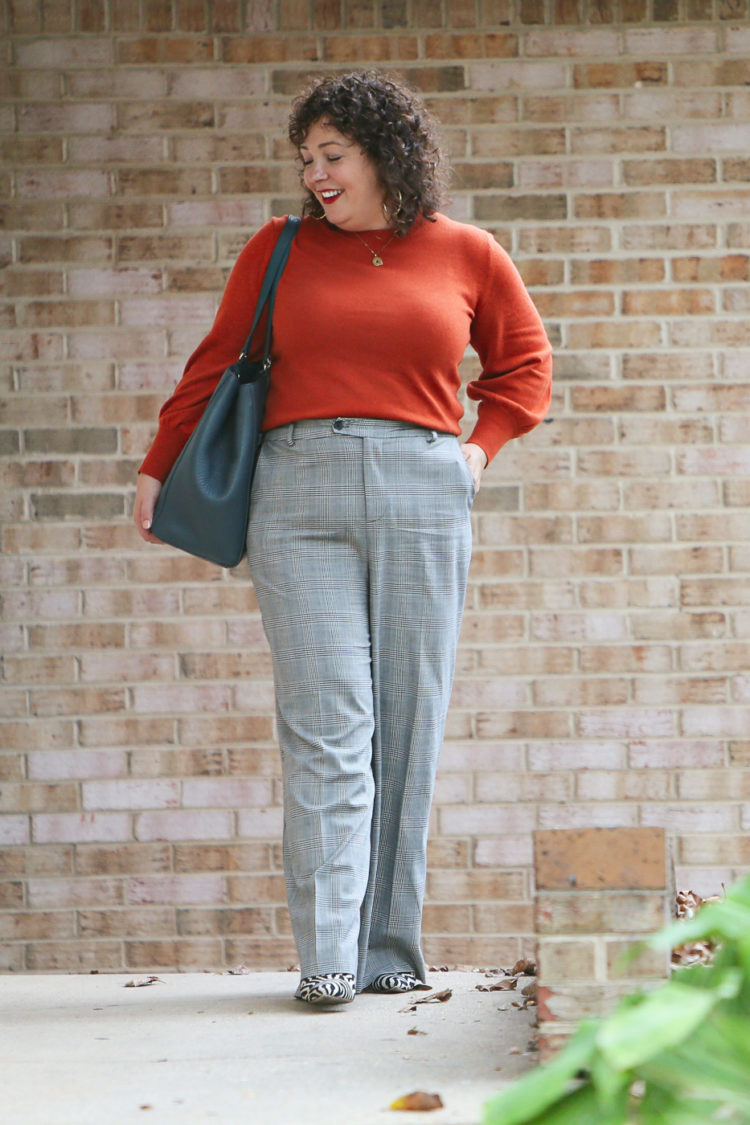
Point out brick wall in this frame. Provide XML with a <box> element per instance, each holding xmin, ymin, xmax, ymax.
<box><xmin>533</xmin><ymin>827</ymin><xmax>673</xmax><ymax>1049</ymax></box>
<box><xmin>2</xmin><ymin>0</ymin><xmax>750</xmax><ymax>973</ymax></box>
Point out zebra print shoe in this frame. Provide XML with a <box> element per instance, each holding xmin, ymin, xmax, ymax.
<box><xmin>369</xmin><ymin>972</ymin><xmax>421</xmax><ymax>994</ymax></box>
<box><xmin>294</xmin><ymin>972</ymin><xmax>356</xmax><ymax>1005</ymax></box>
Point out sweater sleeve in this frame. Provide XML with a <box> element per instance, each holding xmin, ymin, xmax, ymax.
<box><xmin>139</xmin><ymin>218</ymin><xmax>285</xmax><ymax>482</ymax></box>
<box><xmin>465</xmin><ymin>231</ymin><xmax>552</xmax><ymax>464</ymax></box>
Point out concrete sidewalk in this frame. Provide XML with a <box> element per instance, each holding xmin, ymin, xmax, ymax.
<box><xmin>0</xmin><ymin>970</ymin><xmax>537</xmax><ymax>1125</ymax></box>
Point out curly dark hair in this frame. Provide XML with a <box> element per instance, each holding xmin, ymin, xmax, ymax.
<box><xmin>288</xmin><ymin>71</ymin><xmax>449</xmax><ymax>236</ymax></box>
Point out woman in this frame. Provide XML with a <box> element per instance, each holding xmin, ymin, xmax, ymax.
<box><xmin>135</xmin><ymin>71</ymin><xmax>552</xmax><ymax>1006</ymax></box>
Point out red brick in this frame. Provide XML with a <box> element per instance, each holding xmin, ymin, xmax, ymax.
<box><xmin>538</xmin><ymin>938</ymin><xmax>597</xmax><ymax>982</ymax></box>
<box><xmin>475</xmin><ymin>772</ymin><xmax>571</xmax><ymax>803</ymax></box>
<box><xmin>116</xmin><ymin>36</ymin><xmax>213</xmax><ymax>64</ymax></box>
<box><xmin>2</xmin><ymin>585</ymin><xmax>78</xmax><ymax>623</ymax></box>
<box><xmin>124</xmin><ymin>939</ymin><xmax>223</xmax><ymax>969</ymax></box>
<box><xmin>427</xmin><ymin>869</ymin><xmax>526</xmax><ymax>901</ymax></box>
<box><xmin>177</xmin><ymin>906</ymin><xmax>275</xmax><ymax>936</ymax></box>
<box><xmin>0</xmin><ymin>816</ymin><xmax>31</xmax><ymax>846</ymax></box>
<box><xmin>475</xmin><ymin>710</ymin><xmax>571</xmax><ymax>740</ymax></box>
<box><xmin>236</xmin><ymin>807</ymin><xmax>284</xmax><ymax>838</ymax></box>
<box><xmin>425</xmin><ymin>32</ymin><xmax>517</xmax><ymax>57</ymax></box>
<box><xmin>568</xmin><ymin>320</ymin><xmax>663</xmax><ymax>349</ymax></box>
<box><xmin>472</xmin><ymin>902</ymin><xmax>533</xmax><ymax>933</ymax></box>
<box><xmin>173</xmin><ymin>843</ymin><xmax>273</xmax><ymax>873</ymax></box>
<box><xmin>33</xmin><ymin>813</ymin><xmax>131</xmax><ymax>845</ymax></box>
<box><xmin>474</xmin><ymin>835</ymin><xmax>533</xmax><ymax>867</ymax></box>
<box><xmin>679</xmin><ymin>835</ymin><xmax>750</xmax><ymax>865</ymax></box>
<box><xmin>422</xmin><ymin>904</ymin><xmax>473</xmax><ymax>932</ymax></box>
<box><xmin>422</xmin><ymin>935</ymin><xmax>521</xmax><ymax>966</ymax></box>
<box><xmin>536</xmin><ymin>890</ymin><xmax>669</xmax><ymax>935</ymax></box>
<box><xmin>1</xmin><ymin>781</ymin><xmax>79</xmax><ymax>814</ymax></box>
<box><xmin>224</xmin><ymin>937</ymin><xmax>299</xmax><ymax>967</ymax></box>
<box><xmin>677</xmin><ymin>769</ymin><xmax>750</xmax><ymax>801</ymax></box>
<box><xmin>25</xmin><ymin>941</ymin><xmax>125</xmax><ymax>971</ymax></box>
<box><xmin>322</xmin><ymin>33</ymin><xmax>419</xmax><ymax>60</ymax></box>
<box><xmin>537</xmin><ymin>980</ymin><xmax>638</xmax><ymax>1024</ymax></box>
<box><xmin>605</xmin><ymin>939</ymin><xmax>671</xmax><ymax>980</ymax></box>
<box><xmin>438</xmin><ymin>804</ymin><xmax>537</xmax><ymax>837</ymax></box>
<box><xmin>535</xmin><ymin>829</ymin><xmax>668</xmax><ymax>893</ymax></box>
<box><xmin>134</xmin><ymin>811</ymin><xmax>234</xmax><ymax>842</ymax></box>
<box><xmin>624</xmin><ymin>158</ymin><xmax>717</xmax><ymax>186</ymax></box>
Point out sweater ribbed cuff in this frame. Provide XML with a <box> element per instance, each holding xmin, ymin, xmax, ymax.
<box><xmin>467</xmin><ymin>413</ymin><xmax>519</xmax><ymax>466</ymax></box>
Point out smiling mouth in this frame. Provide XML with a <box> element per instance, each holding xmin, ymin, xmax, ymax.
<box><xmin>320</xmin><ymin>190</ymin><xmax>343</xmax><ymax>205</ymax></box>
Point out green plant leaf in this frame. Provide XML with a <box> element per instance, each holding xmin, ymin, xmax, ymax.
<box><xmin>482</xmin><ymin>1023</ymin><xmax>598</xmax><ymax>1125</ymax></box>
<box><xmin>709</xmin><ymin>1010</ymin><xmax>750</xmax><ymax>1059</ymax></box>
<box><xmin>640</xmin><ymin>1012</ymin><xmax>750</xmax><ymax>1110</ymax></box>
<box><xmin>737</xmin><ymin>932</ymin><xmax>750</xmax><ymax>980</ymax></box>
<box><xmin>647</xmin><ymin>899</ymin><xmax>750</xmax><ymax>952</ymax></box>
<box><xmin>640</xmin><ymin>1049</ymin><xmax>750</xmax><ymax>1111</ymax></box>
<box><xmin>597</xmin><ymin>981</ymin><xmax>719</xmax><ymax>1070</ymax></box>
<box><xmin>540</xmin><ymin>1081</ymin><xmax>629</xmax><ymax>1125</ymax></box>
<box><xmin>710</xmin><ymin>966</ymin><xmax>743</xmax><ymax>1000</ymax></box>
<box><xmin>725</xmin><ymin>874</ymin><xmax>750</xmax><ymax>909</ymax></box>
<box><xmin>637</xmin><ymin>1085</ymin><xmax>739</xmax><ymax>1125</ymax></box>
<box><xmin>589</xmin><ymin>1047</ymin><xmax>631</xmax><ymax>1106</ymax></box>
<box><xmin>489</xmin><ymin>1081</ymin><xmax>629</xmax><ymax>1125</ymax></box>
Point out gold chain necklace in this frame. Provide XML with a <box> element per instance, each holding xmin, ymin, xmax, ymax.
<box><xmin>352</xmin><ymin>229</ymin><xmax>398</xmax><ymax>267</ymax></box>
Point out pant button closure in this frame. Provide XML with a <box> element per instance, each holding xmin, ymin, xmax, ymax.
<box><xmin>333</xmin><ymin>418</ymin><xmax>344</xmax><ymax>431</ymax></box>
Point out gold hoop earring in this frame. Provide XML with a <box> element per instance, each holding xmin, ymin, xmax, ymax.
<box><xmin>308</xmin><ymin>194</ymin><xmax>326</xmax><ymax>221</ymax></box>
<box><xmin>383</xmin><ymin>190</ymin><xmax>404</xmax><ymax>222</ymax></box>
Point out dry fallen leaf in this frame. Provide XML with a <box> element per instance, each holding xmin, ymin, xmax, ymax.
<box><xmin>521</xmin><ymin>981</ymin><xmax>537</xmax><ymax>998</ymax></box>
<box><xmin>407</xmin><ymin>1027</ymin><xmax>427</xmax><ymax>1036</ymax></box>
<box><xmin>124</xmin><ymin>977</ymin><xmax>163</xmax><ymax>989</ymax></box>
<box><xmin>511</xmin><ymin>958</ymin><xmax>537</xmax><ymax>976</ymax></box>
<box><xmin>676</xmin><ymin>889</ymin><xmax>720</xmax><ymax>919</ymax></box>
<box><xmin>672</xmin><ymin>888</ymin><xmax>722</xmax><ymax>968</ymax></box>
<box><xmin>399</xmin><ymin>988</ymin><xmax>452</xmax><ymax>1013</ymax></box>
<box><xmin>477</xmin><ymin>978</ymin><xmax>517</xmax><ymax>992</ymax></box>
<box><xmin>226</xmin><ymin>964</ymin><xmax>252</xmax><ymax>975</ymax></box>
<box><xmin>673</xmin><ymin>940</ymin><xmax>715</xmax><ymax>966</ymax></box>
<box><xmin>421</xmin><ymin>988</ymin><xmax>451</xmax><ymax>1003</ymax></box>
<box><xmin>390</xmin><ymin>1091</ymin><xmax>444</xmax><ymax>1111</ymax></box>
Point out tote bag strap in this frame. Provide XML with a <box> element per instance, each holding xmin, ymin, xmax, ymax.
<box><xmin>237</xmin><ymin>215</ymin><xmax>301</xmax><ymax>380</ymax></box>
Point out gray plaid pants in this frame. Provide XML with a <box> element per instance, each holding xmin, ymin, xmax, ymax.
<box><xmin>248</xmin><ymin>418</ymin><xmax>474</xmax><ymax>990</ymax></box>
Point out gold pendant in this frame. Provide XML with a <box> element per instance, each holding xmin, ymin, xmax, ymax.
<box><xmin>371</xmin><ymin>254</ymin><xmax>384</xmax><ymax>266</ymax></box>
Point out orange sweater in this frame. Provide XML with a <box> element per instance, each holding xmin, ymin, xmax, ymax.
<box><xmin>140</xmin><ymin>213</ymin><xmax>552</xmax><ymax>482</ymax></box>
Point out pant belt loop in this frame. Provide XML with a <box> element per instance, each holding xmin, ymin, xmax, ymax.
<box><xmin>286</xmin><ymin>422</ymin><xmax>295</xmax><ymax>446</ymax></box>
<box><xmin>426</xmin><ymin>429</ymin><xmax>438</xmax><ymax>443</ymax></box>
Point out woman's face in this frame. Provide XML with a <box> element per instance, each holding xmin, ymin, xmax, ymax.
<box><xmin>299</xmin><ymin>119</ymin><xmax>390</xmax><ymax>232</ymax></box>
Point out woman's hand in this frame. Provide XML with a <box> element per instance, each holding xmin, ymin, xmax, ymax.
<box><xmin>133</xmin><ymin>473</ymin><xmax>164</xmax><ymax>544</ymax></box>
<box><xmin>460</xmin><ymin>442</ymin><xmax>488</xmax><ymax>493</ymax></box>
